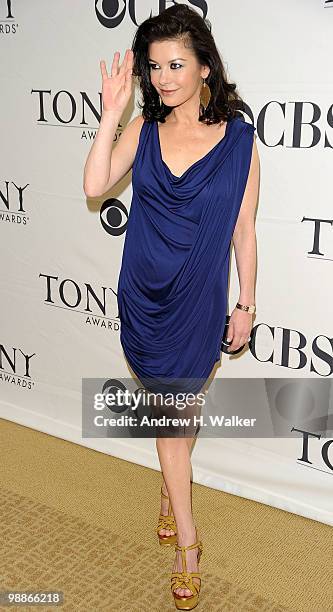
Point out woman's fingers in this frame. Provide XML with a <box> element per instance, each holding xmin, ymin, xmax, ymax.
<box><xmin>102</xmin><ymin>50</ymin><xmax>133</xmax><ymax>81</ymax></box>
<box><xmin>124</xmin><ymin>65</ymin><xmax>133</xmax><ymax>90</ymax></box>
<box><xmin>118</xmin><ymin>49</ymin><xmax>129</xmax><ymax>74</ymax></box>
<box><xmin>118</xmin><ymin>49</ymin><xmax>129</xmax><ymax>75</ymax></box>
<box><xmin>111</xmin><ymin>50</ymin><xmax>120</xmax><ymax>78</ymax></box>
<box><xmin>227</xmin><ymin>332</ymin><xmax>250</xmax><ymax>352</ymax></box>
<box><xmin>100</xmin><ymin>60</ymin><xmax>108</xmax><ymax>80</ymax></box>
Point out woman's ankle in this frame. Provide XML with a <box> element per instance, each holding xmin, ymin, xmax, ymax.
<box><xmin>176</xmin><ymin>522</ymin><xmax>196</xmax><ymax>544</ymax></box>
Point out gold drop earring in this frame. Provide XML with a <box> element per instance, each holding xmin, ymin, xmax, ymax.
<box><xmin>199</xmin><ymin>76</ymin><xmax>211</xmax><ymax>111</ymax></box>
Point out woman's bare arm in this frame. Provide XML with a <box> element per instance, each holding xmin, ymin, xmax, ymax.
<box><xmin>83</xmin><ymin>51</ymin><xmax>141</xmax><ymax>197</ymax></box>
<box><xmin>232</xmin><ymin>137</ymin><xmax>260</xmax><ymax>304</ymax></box>
<box><xmin>83</xmin><ymin>112</ymin><xmax>144</xmax><ymax>197</ymax></box>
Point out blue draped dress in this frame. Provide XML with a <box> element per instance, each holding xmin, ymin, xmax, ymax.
<box><xmin>117</xmin><ymin>115</ymin><xmax>255</xmax><ymax>395</ymax></box>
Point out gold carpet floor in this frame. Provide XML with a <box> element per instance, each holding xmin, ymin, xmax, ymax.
<box><xmin>0</xmin><ymin>418</ymin><xmax>332</xmax><ymax>612</ymax></box>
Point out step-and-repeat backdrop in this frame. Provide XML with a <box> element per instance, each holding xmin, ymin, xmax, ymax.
<box><xmin>1</xmin><ymin>2</ymin><xmax>332</xmax><ymax>526</ymax></box>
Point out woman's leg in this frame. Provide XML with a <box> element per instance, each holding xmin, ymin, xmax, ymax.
<box><xmin>158</xmin><ymin>436</ymin><xmax>196</xmax><ymax>537</ymax></box>
<box><xmin>156</xmin><ymin>435</ymin><xmax>200</xmax><ymax>598</ymax></box>
<box><xmin>157</xmin><ymin>391</ymin><xmax>202</xmax><ymax>537</ymax></box>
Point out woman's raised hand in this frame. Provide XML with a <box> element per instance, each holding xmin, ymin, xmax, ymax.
<box><xmin>100</xmin><ymin>49</ymin><xmax>134</xmax><ymax>114</ymax></box>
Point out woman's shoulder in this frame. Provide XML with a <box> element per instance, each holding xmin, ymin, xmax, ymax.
<box><xmin>130</xmin><ymin>113</ymin><xmax>145</xmax><ymax>128</ymax></box>
<box><xmin>233</xmin><ymin>114</ymin><xmax>256</xmax><ymax>135</ymax></box>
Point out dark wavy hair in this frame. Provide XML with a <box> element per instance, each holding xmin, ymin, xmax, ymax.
<box><xmin>131</xmin><ymin>4</ymin><xmax>245</xmax><ymax>125</ymax></box>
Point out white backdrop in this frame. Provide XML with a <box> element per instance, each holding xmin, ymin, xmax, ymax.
<box><xmin>1</xmin><ymin>1</ymin><xmax>332</xmax><ymax>527</ymax></box>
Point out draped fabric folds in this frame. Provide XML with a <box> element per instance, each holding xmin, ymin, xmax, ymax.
<box><xmin>117</xmin><ymin>116</ymin><xmax>256</xmax><ymax>394</ymax></box>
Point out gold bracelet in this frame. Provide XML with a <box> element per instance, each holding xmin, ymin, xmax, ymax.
<box><xmin>236</xmin><ymin>302</ymin><xmax>256</xmax><ymax>314</ymax></box>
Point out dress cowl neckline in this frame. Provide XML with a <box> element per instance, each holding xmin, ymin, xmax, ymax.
<box><xmin>147</xmin><ymin>116</ymin><xmax>252</xmax><ymax>194</ymax></box>
<box><xmin>155</xmin><ymin>118</ymin><xmax>232</xmax><ymax>181</ymax></box>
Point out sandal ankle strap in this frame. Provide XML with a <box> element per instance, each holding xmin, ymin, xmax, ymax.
<box><xmin>160</xmin><ymin>485</ymin><xmax>173</xmax><ymax>517</ymax></box>
<box><xmin>160</xmin><ymin>485</ymin><xmax>169</xmax><ymax>499</ymax></box>
<box><xmin>175</xmin><ymin>541</ymin><xmax>201</xmax><ymax>552</ymax></box>
<box><xmin>174</xmin><ymin>539</ymin><xmax>203</xmax><ymax>574</ymax></box>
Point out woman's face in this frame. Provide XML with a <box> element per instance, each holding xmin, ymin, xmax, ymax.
<box><xmin>148</xmin><ymin>38</ymin><xmax>208</xmax><ymax>107</ymax></box>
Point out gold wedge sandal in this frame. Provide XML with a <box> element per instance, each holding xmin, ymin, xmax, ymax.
<box><xmin>156</xmin><ymin>485</ymin><xmax>177</xmax><ymax>546</ymax></box>
<box><xmin>171</xmin><ymin>528</ymin><xmax>203</xmax><ymax>610</ymax></box>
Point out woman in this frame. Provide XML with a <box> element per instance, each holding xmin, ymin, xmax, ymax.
<box><xmin>83</xmin><ymin>4</ymin><xmax>260</xmax><ymax>609</ymax></box>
